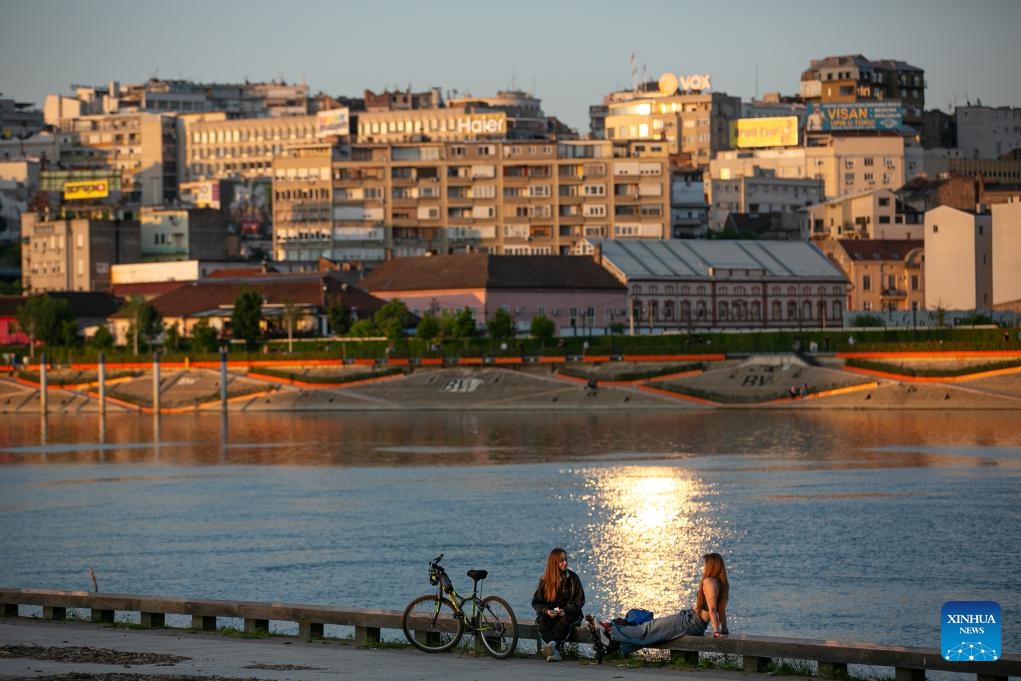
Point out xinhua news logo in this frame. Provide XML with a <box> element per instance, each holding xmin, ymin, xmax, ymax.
<box><xmin>942</xmin><ymin>601</ymin><xmax>1000</xmax><ymax>662</ymax></box>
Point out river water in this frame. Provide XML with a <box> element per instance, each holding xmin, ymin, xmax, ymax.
<box><xmin>0</xmin><ymin>410</ymin><xmax>1018</xmax><ymax>654</ymax></box>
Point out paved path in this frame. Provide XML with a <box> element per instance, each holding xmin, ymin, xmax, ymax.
<box><xmin>0</xmin><ymin>618</ymin><xmax>748</xmax><ymax>681</ymax></box>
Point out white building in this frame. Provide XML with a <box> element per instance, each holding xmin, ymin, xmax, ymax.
<box><xmin>956</xmin><ymin>105</ymin><xmax>1021</xmax><ymax>159</ymax></box>
<box><xmin>924</xmin><ymin>205</ymin><xmax>992</xmax><ymax>311</ymax></box>
<box><xmin>709</xmin><ymin>167</ymin><xmax>824</xmax><ymax>232</ymax></box>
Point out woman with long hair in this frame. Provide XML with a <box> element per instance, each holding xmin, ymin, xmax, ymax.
<box><xmin>531</xmin><ymin>547</ymin><xmax>586</xmax><ymax>662</ymax></box>
<box><xmin>595</xmin><ymin>552</ymin><xmax>730</xmax><ymax>655</ymax></box>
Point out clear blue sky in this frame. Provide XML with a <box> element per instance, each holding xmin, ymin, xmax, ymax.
<box><xmin>3</xmin><ymin>0</ymin><xmax>1019</xmax><ymax>133</ymax></box>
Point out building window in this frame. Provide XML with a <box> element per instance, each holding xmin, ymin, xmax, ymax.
<box><xmin>862</xmin><ymin>275</ymin><xmax>872</xmax><ymax>291</ymax></box>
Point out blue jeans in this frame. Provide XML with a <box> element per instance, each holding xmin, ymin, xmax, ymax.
<box><xmin>610</xmin><ymin>609</ymin><xmax>707</xmax><ymax>654</ymax></box>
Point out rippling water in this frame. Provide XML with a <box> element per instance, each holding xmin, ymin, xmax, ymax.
<box><xmin>0</xmin><ymin>410</ymin><xmax>1018</xmax><ymax>653</ymax></box>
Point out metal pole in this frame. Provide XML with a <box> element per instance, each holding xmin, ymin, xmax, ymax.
<box><xmin>220</xmin><ymin>347</ymin><xmax>228</xmax><ymax>410</ymax></box>
<box><xmin>98</xmin><ymin>352</ymin><xmax>106</xmax><ymax>444</ymax></box>
<box><xmin>39</xmin><ymin>352</ymin><xmax>47</xmax><ymax>416</ymax></box>
<box><xmin>152</xmin><ymin>351</ymin><xmax>161</xmax><ymax>414</ymax></box>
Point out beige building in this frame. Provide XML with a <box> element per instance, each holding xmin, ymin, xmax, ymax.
<box><xmin>799</xmin><ymin>55</ymin><xmax>925</xmax><ymax>128</ymax></box>
<box><xmin>600</xmin><ymin>89</ymin><xmax>741</xmax><ymax>168</ymax></box>
<box><xmin>710</xmin><ymin>135</ymin><xmax>916</xmax><ymax>203</ymax></box>
<box><xmin>956</xmin><ymin>105</ymin><xmax>1021</xmax><ymax>159</ymax></box>
<box><xmin>20</xmin><ymin>212</ymin><xmax>140</xmax><ymax>293</ymax></box>
<box><xmin>924</xmin><ymin>206</ymin><xmax>992</xmax><ymax>311</ymax></box>
<box><xmin>271</xmin><ymin>139</ymin><xmax>671</xmax><ymax>265</ymax></box>
<box><xmin>819</xmin><ymin>239</ymin><xmax>924</xmax><ymax>313</ymax></box>
<box><xmin>992</xmin><ymin>199</ymin><xmax>1021</xmax><ymax>307</ymax></box>
<box><xmin>56</xmin><ymin>111</ymin><xmax>177</xmax><ymax>205</ymax></box>
<box><xmin>808</xmin><ymin>188</ymin><xmax>923</xmax><ymax>240</ymax></box>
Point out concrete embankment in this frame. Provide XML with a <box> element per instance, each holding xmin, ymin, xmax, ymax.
<box><xmin>2</xmin><ymin>354</ymin><xmax>1020</xmax><ymax>414</ymax></box>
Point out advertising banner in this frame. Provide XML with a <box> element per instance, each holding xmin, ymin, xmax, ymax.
<box><xmin>63</xmin><ymin>179</ymin><xmax>110</xmax><ymax>200</ymax></box>
<box><xmin>316</xmin><ymin>108</ymin><xmax>350</xmax><ymax>138</ymax></box>
<box><xmin>805</xmin><ymin>102</ymin><xmax>903</xmax><ymax>132</ymax></box>
<box><xmin>730</xmin><ymin>116</ymin><xmax>800</xmax><ymax>148</ymax></box>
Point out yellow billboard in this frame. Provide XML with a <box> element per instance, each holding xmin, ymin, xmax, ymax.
<box><xmin>729</xmin><ymin>116</ymin><xmax>799</xmax><ymax>149</ymax></box>
<box><xmin>63</xmin><ymin>179</ymin><xmax>110</xmax><ymax>200</ymax></box>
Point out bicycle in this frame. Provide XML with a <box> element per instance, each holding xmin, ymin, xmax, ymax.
<box><xmin>401</xmin><ymin>553</ymin><xmax>518</xmax><ymax>658</ymax></box>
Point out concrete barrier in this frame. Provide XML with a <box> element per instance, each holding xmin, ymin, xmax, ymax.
<box><xmin>1</xmin><ymin>588</ymin><xmax>1018</xmax><ymax>680</ymax></box>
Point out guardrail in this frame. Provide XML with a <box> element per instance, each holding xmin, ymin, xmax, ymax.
<box><xmin>1</xmin><ymin>588</ymin><xmax>1018</xmax><ymax>681</ymax></box>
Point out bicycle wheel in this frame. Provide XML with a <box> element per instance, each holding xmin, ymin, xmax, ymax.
<box><xmin>476</xmin><ymin>595</ymin><xmax>518</xmax><ymax>659</ymax></box>
<box><xmin>402</xmin><ymin>594</ymin><xmax>464</xmax><ymax>653</ymax></box>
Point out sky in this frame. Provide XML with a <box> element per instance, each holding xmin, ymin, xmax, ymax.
<box><xmin>3</xmin><ymin>0</ymin><xmax>1020</xmax><ymax>133</ymax></box>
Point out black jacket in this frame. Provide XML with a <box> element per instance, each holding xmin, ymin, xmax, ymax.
<box><xmin>531</xmin><ymin>569</ymin><xmax>585</xmax><ymax>621</ymax></box>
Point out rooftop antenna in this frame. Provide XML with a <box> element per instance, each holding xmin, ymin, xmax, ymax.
<box><xmin>630</xmin><ymin>51</ymin><xmax>638</xmax><ymax>92</ymax></box>
<box><xmin>755</xmin><ymin>64</ymin><xmax>759</xmax><ymax>100</ymax></box>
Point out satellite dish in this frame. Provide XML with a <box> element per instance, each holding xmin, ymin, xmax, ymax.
<box><xmin>658</xmin><ymin>72</ymin><xmax>678</xmax><ymax>95</ymax></box>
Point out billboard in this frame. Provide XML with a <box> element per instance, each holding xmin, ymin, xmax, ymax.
<box><xmin>316</xmin><ymin>108</ymin><xmax>350</xmax><ymax>138</ymax></box>
<box><xmin>63</xmin><ymin>179</ymin><xmax>110</xmax><ymax>200</ymax></box>
<box><xmin>729</xmin><ymin>116</ymin><xmax>799</xmax><ymax>148</ymax></box>
<box><xmin>805</xmin><ymin>102</ymin><xmax>903</xmax><ymax>132</ymax></box>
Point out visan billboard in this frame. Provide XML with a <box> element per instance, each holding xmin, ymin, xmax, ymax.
<box><xmin>805</xmin><ymin>102</ymin><xmax>903</xmax><ymax>132</ymax></box>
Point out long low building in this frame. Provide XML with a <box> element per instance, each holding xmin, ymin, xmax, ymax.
<box><xmin>591</xmin><ymin>239</ymin><xmax>849</xmax><ymax>331</ymax></box>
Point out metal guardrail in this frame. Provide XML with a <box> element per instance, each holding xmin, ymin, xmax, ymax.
<box><xmin>1</xmin><ymin>588</ymin><xmax>1018</xmax><ymax>680</ymax></box>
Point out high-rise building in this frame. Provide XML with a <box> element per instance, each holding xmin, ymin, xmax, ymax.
<box><xmin>799</xmin><ymin>54</ymin><xmax>925</xmax><ymax>128</ymax></box>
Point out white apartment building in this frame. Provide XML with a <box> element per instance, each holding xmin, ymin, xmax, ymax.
<box><xmin>924</xmin><ymin>205</ymin><xmax>992</xmax><ymax>311</ymax></box>
<box><xmin>709</xmin><ymin>168</ymin><xmax>824</xmax><ymax>232</ymax></box>
<box><xmin>956</xmin><ymin>105</ymin><xmax>1021</xmax><ymax>159</ymax></box>
<box><xmin>180</xmin><ymin>112</ymin><xmax>318</xmax><ymax>184</ymax></box>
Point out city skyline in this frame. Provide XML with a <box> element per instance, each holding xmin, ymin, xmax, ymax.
<box><xmin>3</xmin><ymin>0</ymin><xmax>1020</xmax><ymax>133</ymax></box>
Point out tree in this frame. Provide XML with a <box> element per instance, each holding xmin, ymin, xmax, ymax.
<box><xmin>487</xmin><ymin>307</ymin><xmax>515</xmax><ymax>341</ymax></box>
<box><xmin>281</xmin><ymin>299</ymin><xmax>301</xmax><ymax>353</ymax></box>
<box><xmin>164</xmin><ymin>322</ymin><xmax>181</xmax><ymax>353</ymax></box>
<box><xmin>530</xmin><ymin>313</ymin><xmax>556</xmax><ymax>343</ymax></box>
<box><xmin>120</xmin><ymin>296</ymin><xmax>162</xmax><ymax>356</ymax></box>
<box><xmin>190</xmin><ymin>318</ymin><xmax>220</xmax><ymax>353</ymax></box>
<box><xmin>328</xmin><ymin>300</ymin><xmax>353</xmax><ymax>336</ymax></box>
<box><xmin>348</xmin><ymin>318</ymin><xmax>380</xmax><ymax>337</ymax></box>
<box><xmin>374</xmin><ymin>299</ymin><xmax>411</xmax><ymax>342</ymax></box>
<box><xmin>231</xmin><ymin>288</ymin><xmax>263</xmax><ymax>350</ymax></box>
<box><xmin>89</xmin><ymin>326</ymin><xmax>114</xmax><ymax>351</ymax></box>
<box><xmin>415</xmin><ymin>312</ymin><xmax>440</xmax><ymax>341</ymax></box>
<box><xmin>441</xmin><ymin>308</ymin><xmax>476</xmax><ymax>339</ymax></box>
<box><xmin>16</xmin><ymin>294</ymin><xmax>75</xmax><ymax>355</ymax></box>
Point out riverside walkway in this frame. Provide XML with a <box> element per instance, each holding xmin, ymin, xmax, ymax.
<box><xmin>0</xmin><ymin>617</ymin><xmax>747</xmax><ymax>681</ymax></box>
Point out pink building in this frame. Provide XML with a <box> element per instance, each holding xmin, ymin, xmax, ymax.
<box><xmin>358</xmin><ymin>254</ymin><xmax>628</xmax><ymax>335</ymax></box>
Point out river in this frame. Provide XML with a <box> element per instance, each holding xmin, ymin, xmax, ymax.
<box><xmin>0</xmin><ymin>409</ymin><xmax>1018</xmax><ymax>654</ymax></box>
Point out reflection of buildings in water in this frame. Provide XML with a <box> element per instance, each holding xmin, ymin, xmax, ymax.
<box><xmin>581</xmin><ymin>466</ymin><xmax>721</xmax><ymax>617</ymax></box>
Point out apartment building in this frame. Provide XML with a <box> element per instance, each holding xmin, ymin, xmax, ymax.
<box><xmin>138</xmin><ymin>206</ymin><xmax>232</xmax><ymax>262</ymax></box>
<box><xmin>56</xmin><ymin>111</ymin><xmax>177</xmax><ymax>205</ymax></box>
<box><xmin>20</xmin><ymin>212</ymin><xmax>140</xmax><ymax>293</ymax></box>
<box><xmin>924</xmin><ymin>206</ymin><xmax>992</xmax><ymax>311</ymax></box>
<box><xmin>594</xmin><ymin>79</ymin><xmax>741</xmax><ymax>168</ymax></box>
<box><xmin>799</xmin><ymin>54</ymin><xmax>925</xmax><ymax>128</ymax></box>
<box><xmin>818</xmin><ymin>239</ymin><xmax>924</xmax><ymax>313</ymax></box>
<box><xmin>271</xmin><ymin>139</ymin><xmax>671</xmax><ymax>265</ymax></box>
<box><xmin>709</xmin><ymin>167</ymin><xmax>823</xmax><ymax>233</ymax></box>
<box><xmin>180</xmin><ymin>111</ymin><xmax>319</xmax><ymax>183</ymax></box>
<box><xmin>710</xmin><ymin>135</ymin><xmax>916</xmax><ymax>203</ymax></box>
<box><xmin>808</xmin><ymin>188</ymin><xmax>923</xmax><ymax>240</ymax></box>
<box><xmin>956</xmin><ymin>105</ymin><xmax>1021</xmax><ymax>159</ymax></box>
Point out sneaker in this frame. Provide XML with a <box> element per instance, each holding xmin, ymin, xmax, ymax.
<box><xmin>547</xmin><ymin>646</ymin><xmax>562</xmax><ymax>662</ymax></box>
<box><xmin>540</xmin><ymin>641</ymin><xmax>553</xmax><ymax>659</ymax></box>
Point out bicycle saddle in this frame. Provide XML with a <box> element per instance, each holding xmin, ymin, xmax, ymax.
<box><xmin>467</xmin><ymin>569</ymin><xmax>488</xmax><ymax>581</ymax></box>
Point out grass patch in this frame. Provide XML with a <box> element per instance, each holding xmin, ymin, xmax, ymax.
<box><xmin>845</xmin><ymin>358</ymin><xmax>1021</xmax><ymax>377</ymax></box>
<box><xmin>251</xmin><ymin>366</ymin><xmax>404</xmax><ymax>384</ymax></box>
<box><xmin>559</xmin><ymin>363</ymin><xmax>703</xmax><ymax>382</ymax></box>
